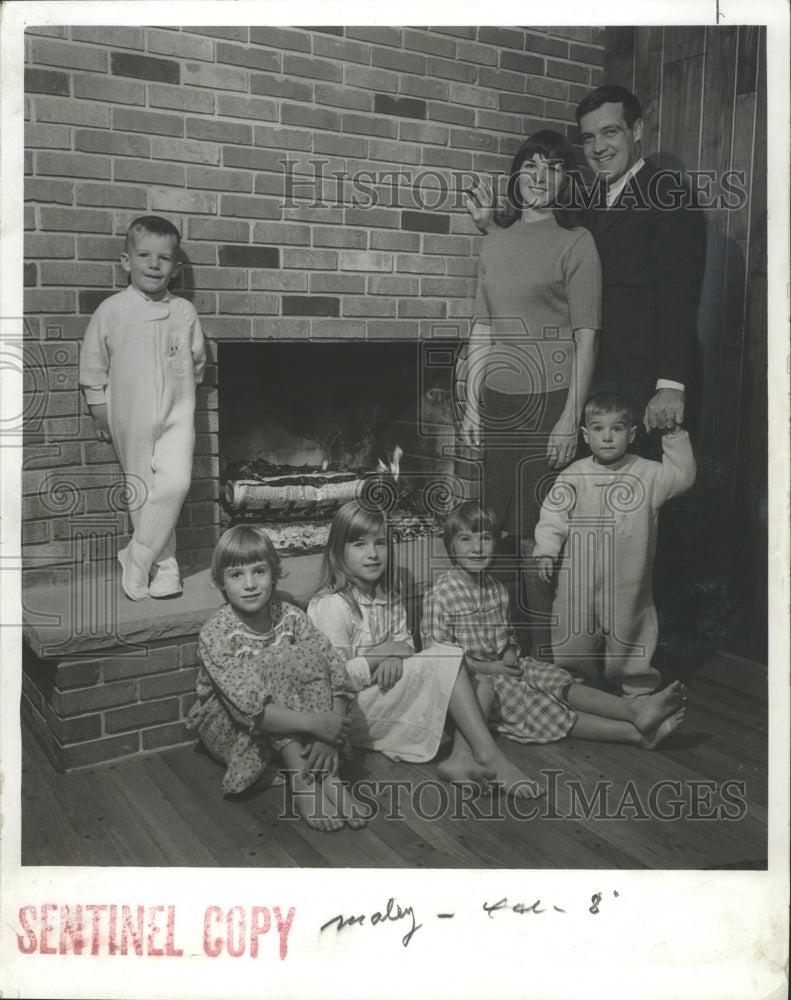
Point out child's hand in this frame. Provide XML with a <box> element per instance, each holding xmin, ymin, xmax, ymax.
<box><xmin>465</xmin><ymin>654</ymin><xmax>521</xmax><ymax>678</ymax></box>
<box><xmin>537</xmin><ymin>555</ymin><xmax>554</xmax><ymax>584</ymax></box>
<box><xmin>502</xmin><ymin>645</ymin><xmax>520</xmax><ymax>669</ymax></box>
<box><xmin>372</xmin><ymin>655</ymin><xmax>403</xmax><ymax>693</ymax></box>
<box><xmin>300</xmin><ymin>740</ymin><xmax>339</xmax><ymax>780</ymax></box>
<box><xmin>89</xmin><ymin>403</ymin><xmax>112</xmax><ymax>443</ymax></box>
<box><xmin>365</xmin><ymin>638</ymin><xmax>412</xmax><ymax>668</ymax></box>
<box><xmin>309</xmin><ymin>710</ymin><xmax>350</xmax><ymax>745</ymax></box>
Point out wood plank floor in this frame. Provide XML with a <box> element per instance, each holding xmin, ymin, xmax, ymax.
<box><xmin>20</xmin><ymin>656</ymin><xmax>768</xmax><ymax>870</ymax></box>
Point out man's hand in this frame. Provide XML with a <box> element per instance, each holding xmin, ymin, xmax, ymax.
<box><xmin>372</xmin><ymin>656</ymin><xmax>403</xmax><ymax>693</ymax></box>
<box><xmin>300</xmin><ymin>740</ymin><xmax>339</xmax><ymax>780</ymax></box>
<box><xmin>309</xmin><ymin>710</ymin><xmax>350</xmax><ymax>745</ymax></box>
<box><xmin>89</xmin><ymin>403</ymin><xmax>112</xmax><ymax>443</ymax></box>
<box><xmin>644</xmin><ymin>387</ymin><xmax>685</xmax><ymax>432</ymax></box>
<box><xmin>537</xmin><ymin>555</ymin><xmax>555</xmax><ymax>585</ymax></box>
<box><xmin>462</xmin><ymin>177</ymin><xmax>495</xmax><ymax>235</ymax></box>
<box><xmin>546</xmin><ymin>415</ymin><xmax>579</xmax><ymax>469</ymax></box>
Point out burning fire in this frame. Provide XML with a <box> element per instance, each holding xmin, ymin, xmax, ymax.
<box><xmin>376</xmin><ymin>445</ymin><xmax>403</xmax><ymax>480</ymax></box>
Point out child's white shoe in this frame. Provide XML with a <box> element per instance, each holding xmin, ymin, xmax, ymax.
<box><xmin>149</xmin><ymin>556</ymin><xmax>183</xmax><ymax>598</ymax></box>
<box><xmin>117</xmin><ymin>540</ymin><xmax>153</xmax><ymax>601</ymax></box>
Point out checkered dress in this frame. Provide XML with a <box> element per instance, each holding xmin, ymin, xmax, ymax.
<box><xmin>422</xmin><ymin>568</ymin><xmax>579</xmax><ymax>743</ymax></box>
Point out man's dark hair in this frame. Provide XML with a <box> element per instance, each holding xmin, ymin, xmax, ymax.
<box><xmin>575</xmin><ymin>85</ymin><xmax>643</xmax><ymax>128</ymax></box>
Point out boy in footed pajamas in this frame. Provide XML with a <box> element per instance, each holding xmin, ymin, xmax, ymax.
<box><xmin>79</xmin><ymin>216</ymin><xmax>206</xmax><ymax>600</ymax></box>
<box><xmin>534</xmin><ymin>392</ymin><xmax>696</xmax><ymax>696</ymax></box>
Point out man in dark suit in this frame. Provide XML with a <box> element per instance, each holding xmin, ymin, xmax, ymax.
<box><xmin>575</xmin><ymin>85</ymin><xmax>706</xmax><ymax>439</ymax></box>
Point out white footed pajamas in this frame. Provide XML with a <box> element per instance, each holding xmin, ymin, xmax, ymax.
<box><xmin>80</xmin><ymin>285</ymin><xmax>205</xmax><ymax>574</ymax></box>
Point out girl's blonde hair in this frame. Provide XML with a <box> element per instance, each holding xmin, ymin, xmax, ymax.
<box><xmin>316</xmin><ymin>500</ymin><xmax>398</xmax><ymax>617</ymax></box>
<box><xmin>210</xmin><ymin>524</ymin><xmax>283</xmax><ymax>590</ymax></box>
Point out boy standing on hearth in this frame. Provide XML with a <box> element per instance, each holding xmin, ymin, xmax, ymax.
<box><xmin>79</xmin><ymin>215</ymin><xmax>205</xmax><ymax>601</ymax></box>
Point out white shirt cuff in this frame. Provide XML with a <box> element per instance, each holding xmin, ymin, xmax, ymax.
<box><xmin>656</xmin><ymin>379</ymin><xmax>685</xmax><ymax>392</ymax></box>
<box><xmin>83</xmin><ymin>386</ymin><xmax>106</xmax><ymax>405</ymax></box>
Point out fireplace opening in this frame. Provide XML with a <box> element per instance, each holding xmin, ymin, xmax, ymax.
<box><xmin>217</xmin><ymin>342</ymin><xmax>462</xmax><ymax>550</ymax></box>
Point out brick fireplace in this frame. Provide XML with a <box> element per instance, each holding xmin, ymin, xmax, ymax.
<box><xmin>217</xmin><ymin>339</ymin><xmax>471</xmax><ymax>544</ymax></box>
<box><xmin>21</xmin><ymin>24</ymin><xmax>605</xmax><ymax>768</ymax></box>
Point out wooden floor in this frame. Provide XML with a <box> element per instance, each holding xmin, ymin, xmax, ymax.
<box><xmin>21</xmin><ymin>654</ymin><xmax>768</xmax><ymax>870</ymax></box>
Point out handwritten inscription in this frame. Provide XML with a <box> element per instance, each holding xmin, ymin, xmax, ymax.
<box><xmin>320</xmin><ymin>897</ymin><xmax>423</xmax><ymax>948</ymax></box>
<box><xmin>318</xmin><ymin>891</ymin><xmax>619</xmax><ymax>948</ymax></box>
<box><xmin>482</xmin><ymin>891</ymin><xmax>619</xmax><ymax>918</ymax></box>
<box><xmin>484</xmin><ymin>897</ymin><xmax>565</xmax><ymax>916</ymax></box>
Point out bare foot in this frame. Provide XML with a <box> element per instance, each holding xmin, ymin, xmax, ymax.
<box><xmin>631</xmin><ymin>680</ymin><xmax>687</xmax><ymax>735</ymax></box>
<box><xmin>474</xmin><ymin>749</ymin><xmax>544</xmax><ymax>799</ymax></box>
<box><xmin>640</xmin><ymin>707</ymin><xmax>685</xmax><ymax>750</ymax></box>
<box><xmin>438</xmin><ymin>754</ymin><xmax>497</xmax><ymax>789</ymax></box>
<box><xmin>321</xmin><ymin>775</ymin><xmax>368</xmax><ymax>829</ymax></box>
<box><xmin>289</xmin><ymin>771</ymin><xmax>344</xmax><ymax>832</ymax></box>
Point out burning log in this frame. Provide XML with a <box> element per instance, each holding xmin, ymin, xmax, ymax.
<box><xmin>220</xmin><ymin>447</ymin><xmax>448</xmax><ymax>550</ymax></box>
<box><xmin>222</xmin><ymin>449</ymin><xmax>405</xmax><ymax>519</ymax></box>
<box><xmin>225</xmin><ymin>474</ymin><xmax>362</xmax><ymax>517</ymax></box>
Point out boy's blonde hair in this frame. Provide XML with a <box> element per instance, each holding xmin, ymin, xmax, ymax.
<box><xmin>443</xmin><ymin>500</ymin><xmax>500</xmax><ymax>558</ymax></box>
<box><xmin>125</xmin><ymin>215</ymin><xmax>181</xmax><ymax>252</ymax></box>
<box><xmin>210</xmin><ymin>525</ymin><xmax>283</xmax><ymax>590</ymax></box>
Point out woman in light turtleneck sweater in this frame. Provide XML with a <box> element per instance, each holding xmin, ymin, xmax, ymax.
<box><xmin>458</xmin><ymin>130</ymin><xmax>601</xmax><ymax>657</ymax></box>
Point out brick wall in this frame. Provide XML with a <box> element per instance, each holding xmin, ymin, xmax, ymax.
<box><xmin>22</xmin><ymin>636</ymin><xmax>200</xmax><ymax>769</ymax></box>
<box><xmin>23</xmin><ymin>24</ymin><xmax>604</xmax><ymax>584</ymax></box>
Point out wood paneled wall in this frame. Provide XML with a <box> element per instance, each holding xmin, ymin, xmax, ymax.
<box><xmin>603</xmin><ymin>26</ymin><xmax>767</xmax><ymax>663</ymax></box>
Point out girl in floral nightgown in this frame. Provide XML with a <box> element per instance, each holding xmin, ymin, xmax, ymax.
<box><xmin>186</xmin><ymin>525</ymin><xmax>364</xmax><ymax>832</ymax></box>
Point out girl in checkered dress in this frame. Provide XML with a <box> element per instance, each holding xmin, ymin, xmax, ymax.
<box><xmin>422</xmin><ymin>501</ymin><xmax>686</xmax><ymax>748</ymax></box>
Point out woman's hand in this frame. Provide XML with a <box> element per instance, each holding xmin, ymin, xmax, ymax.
<box><xmin>300</xmin><ymin>740</ymin><xmax>339</xmax><ymax>779</ymax></box>
<box><xmin>309</xmin><ymin>710</ymin><xmax>351</xmax><ymax>745</ymax></box>
<box><xmin>465</xmin><ymin>654</ymin><xmax>522</xmax><ymax>678</ymax></box>
<box><xmin>460</xmin><ymin>407</ymin><xmax>482</xmax><ymax>447</ymax></box>
<box><xmin>537</xmin><ymin>555</ymin><xmax>555</xmax><ymax>585</ymax></box>
<box><xmin>372</xmin><ymin>656</ymin><xmax>404</xmax><ymax>693</ymax></box>
<box><xmin>462</xmin><ymin>177</ymin><xmax>496</xmax><ymax>234</ymax></box>
<box><xmin>89</xmin><ymin>403</ymin><xmax>112</xmax><ymax>443</ymax></box>
<box><xmin>546</xmin><ymin>414</ymin><xmax>579</xmax><ymax>469</ymax></box>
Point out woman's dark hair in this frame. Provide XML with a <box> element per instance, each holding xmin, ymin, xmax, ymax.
<box><xmin>494</xmin><ymin>129</ymin><xmax>582</xmax><ymax>230</ymax></box>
